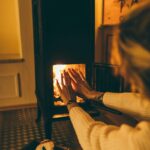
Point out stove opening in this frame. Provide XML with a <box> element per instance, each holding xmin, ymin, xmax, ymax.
<box><xmin>53</xmin><ymin>64</ymin><xmax>86</xmax><ymax>106</ymax></box>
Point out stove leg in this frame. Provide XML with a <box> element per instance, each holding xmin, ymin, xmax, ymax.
<box><xmin>37</xmin><ymin>99</ymin><xmax>53</xmax><ymax>139</ymax></box>
<box><xmin>43</xmin><ymin>115</ymin><xmax>53</xmax><ymax>139</ymax></box>
<box><xmin>36</xmin><ymin>102</ymin><xmax>41</xmax><ymax>123</ymax></box>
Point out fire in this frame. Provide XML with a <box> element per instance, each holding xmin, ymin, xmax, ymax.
<box><xmin>53</xmin><ymin>64</ymin><xmax>67</xmax><ymax>98</ymax></box>
<box><xmin>52</xmin><ymin>64</ymin><xmax>85</xmax><ymax>105</ymax></box>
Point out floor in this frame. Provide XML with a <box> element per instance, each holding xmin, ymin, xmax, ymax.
<box><xmin>0</xmin><ymin>104</ymin><xmax>137</xmax><ymax>150</ymax></box>
<box><xmin>0</xmin><ymin>107</ymin><xmax>81</xmax><ymax>150</ymax></box>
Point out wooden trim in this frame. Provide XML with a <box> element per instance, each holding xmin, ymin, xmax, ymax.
<box><xmin>0</xmin><ymin>58</ymin><xmax>24</xmax><ymax>64</ymax></box>
<box><xmin>99</xmin><ymin>24</ymin><xmax>118</xmax><ymax>29</ymax></box>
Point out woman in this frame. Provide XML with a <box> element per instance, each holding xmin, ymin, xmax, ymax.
<box><xmin>56</xmin><ymin>1</ymin><xmax>150</xmax><ymax>150</ymax></box>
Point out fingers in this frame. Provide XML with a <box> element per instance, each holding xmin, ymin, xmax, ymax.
<box><xmin>63</xmin><ymin>71</ymin><xmax>71</xmax><ymax>86</ymax></box>
<box><xmin>58</xmin><ymin>68</ymin><xmax>86</xmax><ymax>90</ymax></box>
<box><xmin>61</xmin><ymin>73</ymin><xmax>65</xmax><ymax>86</ymax></box>
<box><xmin>68</xmin><ymin>68</ymin><xmax>83</xmax><ymax>83</ymax></box>
<box><xmin>56</xmin><ymin>76</ymin><xmax>76</xmax><ymax>104</ymax></box>
<box><xmin>70</xmin><ymin>76</ymin><xmax>77</xmax><ymax>86</ymax></box>
<box><xmin>56</xmin><ymin>79</ymin><xmax>61</xmax><ymax>93</ymax></box>
<box><xmin>79</xmin><ymin>70</ymin><xmax>86</xmax><ymax>81</ymax></box>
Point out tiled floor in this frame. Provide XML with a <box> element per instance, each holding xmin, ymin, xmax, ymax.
<box><xmin>0</xmin><ymin>107</ymin><xmax>81</xmax><ymax>150</ymax></box>
<box><xmin>0</xmin><ymin>105</ymin><xmax>137</xmax><ymax>150</ymax></box>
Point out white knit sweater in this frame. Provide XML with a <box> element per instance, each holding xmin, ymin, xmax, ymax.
<box><xmin>69</xmin><ymin>92</ymin><xmax>150</xmax><ymax>150</ymax></box>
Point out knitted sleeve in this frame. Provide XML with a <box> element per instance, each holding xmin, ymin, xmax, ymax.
<box><xmin>70</xmin><ymin>106</ymin><xmax>150</xmax><ymax>150</ymax></box>
<box><xmin>103</xmin><ymin>92</ymin><xmax>150</xmax><ymax>120</ymax></box>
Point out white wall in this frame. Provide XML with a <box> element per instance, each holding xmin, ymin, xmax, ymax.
<box><xmin>0</xmin><ymin>0</ymin><xmax>22</xmax><ymax>59</ymax></box>
<box><xmin>0</xmin><ymin>0</ymin><xmax>36</xmax><ymax>109</ymax></box>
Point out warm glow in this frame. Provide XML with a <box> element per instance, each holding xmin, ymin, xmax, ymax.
<box><xmin>53</xmin><ymin>64</ymin><xmax>67</xmax><ymax>99</ymax></box>
<box><xmin>0</xmin><ymin>0</ymin><xmax>22</xmax><ymax>59</ymax></box>
<box><xmin>53</xmin><ymin>64</ymin><xmax>85</xmax><ymax>106</ymax></box>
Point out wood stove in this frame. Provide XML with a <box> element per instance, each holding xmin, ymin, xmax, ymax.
<box><xmin>32</xmin><ymin>0</ymin><xmax>95</xmax><ymax>139</ymax></box>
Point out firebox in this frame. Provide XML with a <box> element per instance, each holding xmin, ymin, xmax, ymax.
<box><xmin>53</xmin><ymin>64</ymin><xmax>86</xmax><ymax>106</ymax></box>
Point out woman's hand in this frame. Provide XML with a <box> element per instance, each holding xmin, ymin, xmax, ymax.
<box><xmin>56</xmin><ymin>71</ymin><xmax>76</xmax><ymax>105</ymax></box>
<box><xmin>68</xmin><ymin>68</ymin><xmax>99</xmax><ymax>100</ymax></box>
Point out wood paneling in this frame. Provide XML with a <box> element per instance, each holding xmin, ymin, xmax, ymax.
<box><xmin>0</xmin><ymin>73</ymin><xmax>21</xmax><ymax>99</ymax></box>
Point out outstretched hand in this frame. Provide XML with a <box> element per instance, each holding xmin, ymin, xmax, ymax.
<box><xmin>68</xmin><ymin>68</ymin><xmax>95</xmax><ymax>100</ymax></box>
<box><xmin>56</xmin><ymin>71</ymin><xmax>76</xmax><ymax>105</ymax></box>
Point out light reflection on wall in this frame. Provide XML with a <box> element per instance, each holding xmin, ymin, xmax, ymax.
<box><xmin>0</xmin><ymin>0</ymin><xmax>22</xmax><ymax>59</ymax></box>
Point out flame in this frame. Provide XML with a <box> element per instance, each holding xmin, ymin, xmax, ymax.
<box><xmin>53</xmin><ymin>65</ymin><xmax>66</xmax><ymax>84</ymax></box>
<box><xmin>53</xmin><ymin>64</ymin><xmax>67</xmax><ymax>98</ymax></box>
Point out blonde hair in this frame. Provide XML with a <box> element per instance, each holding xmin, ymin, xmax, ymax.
<box><xmin>116</xmin><ymin>1</ymin><xmax>150</xmax><ymax>98</ymax></box>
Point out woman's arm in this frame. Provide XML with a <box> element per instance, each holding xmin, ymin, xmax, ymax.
<box><xmin>68</xmin><ymin>69</ymin><xmax>150</xmax><ymax>121</ymax></box>
<box><xmin>103</xmin><ymin>92</ymin><xmax>150</xmax><ymax>121</ymax></box>
<box><xmin>69</xmin><ymin>105</ymin><xmax>150</xmax><ymax>150</ymax></box>
<box><xmin>56</xmin><ymin>70</ymin><xmax>150</xmax><ymax>150</ymax></box>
